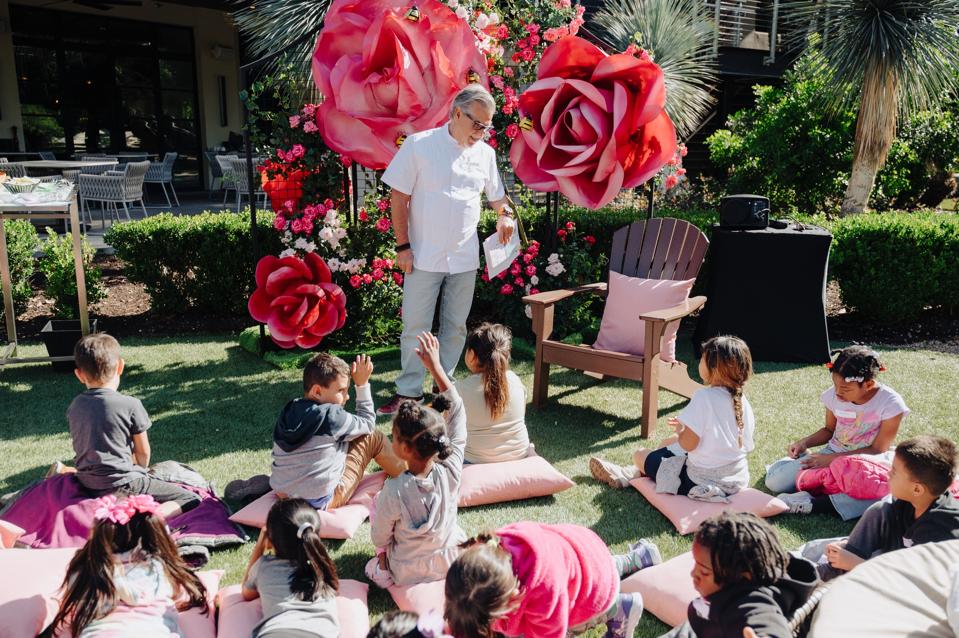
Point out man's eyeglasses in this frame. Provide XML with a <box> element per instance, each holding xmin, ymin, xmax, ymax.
<box><xmin>461</xmin><ymin>109</ymin><xmax>494</xmax><ymax>135</ymax></box>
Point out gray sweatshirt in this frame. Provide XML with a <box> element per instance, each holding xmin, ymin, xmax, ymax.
<box><xmin>371</xmin><ymin>385</ymin><xmax>467</xmax><ymax>586</ymax></box>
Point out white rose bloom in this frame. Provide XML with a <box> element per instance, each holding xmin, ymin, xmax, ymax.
<box><xmin>324</xmin><ymin>210</ymin><xmax>338</xmax><ymax>226</ymax></box>
<box><xmin>335</xmin><ymin>227</ymin><xmax>347</xmax><ymax>239</ymax></box>
<box><xmin>545</xmin><ymin>262</ymin><xmax>566</xmax><ymax>277</ymax></box>
<box><xmin>455</xmin><ymin>6</ymin><xmax>468</xmax><ymax>19</ymax></box>
<box><xmin>530</xmin><ymin>275</ymin><xmax>539</xmax><ymax>285</ymax></box>
<box><xmin>475</xmin><ymin>13</ymin><xmax>489</xmax><ymax>28</ymax></box>
<box><xmin>547</xmin><ymin>252</ymin><xmax>560</xmax><ymax>263</ymax></box>
<box><xmin>524</xmin><ymin>304</ymin><xmax>532</xmax><ymax>319</ymax></box>
<box><xmin>279</xmin><ymin>248</ymin><xmax>296</xmax><ymax>258</ymax></box>
<box><xmin>489</xmin><ymin>12</ymin><xmax>499</xmax><ymax>24</ymax></box>
<box><xmin>448</xmin><ymin>0</ymin><xmax>458</xmax><ymax>7</ymax></box>
<box><xmin>319</xmin><ymin>227</ymin><xmax>335</xmax><ymax>243</ymax></box>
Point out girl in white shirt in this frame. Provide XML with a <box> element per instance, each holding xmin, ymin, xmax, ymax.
<box><xmin>590</xmin><ymin>335</ymin><xmax>755</xmax><ymax>499</ymax></box>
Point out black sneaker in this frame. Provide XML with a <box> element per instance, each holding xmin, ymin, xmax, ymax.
<box><xmin>376</xmin><ymin>393</ymin><xmax>424</xmax><ymax>416</ymax></box>
<box><xmin>224</xmin><ymin>474</ymin><xmax>271</xmax><ymax>503</ymax></box>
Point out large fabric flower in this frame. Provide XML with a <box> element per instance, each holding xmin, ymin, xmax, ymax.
<box><xmin>510</xmin><ymin>36</ymin><xmax>677</xmax><ymax>209</ymax></box>
<box><xmin>312</xmin><ymin>0</ymin><xmax>488</xmax><ymax>170</ymax></box>
<box><xmin>261</xmin><ymin>168</ymin><xmax>307</xmax><ymax>213</ymax></box>
<box><xmin>249</xmin><ymin>253</ymin><xmax>347</xmax><ymax>349</ymax></box>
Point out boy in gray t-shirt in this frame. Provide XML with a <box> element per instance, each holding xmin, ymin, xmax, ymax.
<box><xmin>66</xmin><ymin>333</ymin><xmax>199</xmax><ymax>518</ymax></box>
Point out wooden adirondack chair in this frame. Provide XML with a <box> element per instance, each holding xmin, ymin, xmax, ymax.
<box><xmin>523</xmin><ymin>217</ymin><xmax>709</xmax><ymax>438</ymax></box>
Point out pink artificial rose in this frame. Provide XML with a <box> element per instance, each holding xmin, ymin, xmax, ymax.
<box><xmin>525</xmin><ymin>265</ymin><xmax>536</xmax><ymax>276</ymax></box>
<box><xmin>249</xmin><ymin>253</ymin><xmax>347</xmax><ymax>349</ymax></box>
<box><xmin>375</xmin><ymin>217</ymin><xmax>392</xmax><ymax>232</ymax></box>
<box><xmin>530</xmin><ymin>288</ymin><xmax>540</xmax><ymax>295</ymax></box>
<box><xmin>392</xmin><ymin>272</ymin><xmax>404</xmax><ymax>286</ymax></box>
<box><xmin>372</xmin><ymin>267</ymin><xmax>385</xmax><ymax>281</ymax></box>
<box><xmin>500</xmin><ymin>283</ymin><xmax>514</xmax><ymax>295</ymax></box>
<box><xmin>358</xmin><ymin>208</ymin><xmax>370</xmax><ymax>222</ymax></box>
<box><xmin>291</xmin><ymin>144</ymin><xmax>306</xmax><ymax>159</ymax></box>
<box><xmin>481</xmin><ymin>272</ymin><xmax>490</xmax><ymax>282</ymax></box>
<box><xmin>289</xmin><ymin>115</ymin><xmax>302</xmax><ymax>128</ymax></box>
<box><xmin>514</xmin><ymin>276</ymin><xmax>525</xmax><ymax>286</ymax></box>
<box><xmin>324</xmin><ymin>198</ymin><xmax>335</xmax><ymax>209</ymax></box>
<box><xmin>585</xmin><ymin>235</ymin><xmax>596</xmax><ymax>245</ymax></box>
<box><xmin>665</xmin><ymin>174</ymin><xmax>679</xmax><ymax>189</ymax></box>
<box><xmin>362</xmin><ymin>273</ymin><xmax>373</xmax><ymax>284</ymax></box>
<box><xmin>302</xmin><ymin>104</ymin><xmax>317</xmax><ymax>117</ymax></box>
<box><xmin>522</xmin><ymin>252</ymin><xmax>534</xmax><ymax>263</ymax></box>
<box><xmin>487</xmin><ymin>136</ymin><xmax>498</xmax><ymax>149</ymax></box>
<box><xmin>679</xmin><ymin>144</ymin><xmax>688</xmax><ymax>157</ymax></box>
<box><xmin>677</xmin><ymin>168</ymin><xmax>687</xmax><ymax>176</ymax></box>
<box><xmin>504</xmin><ymin>66</ymin><xmax>514</xmax><ymax>77</ymax></box>
<box><xmin>372</xmin><ymin>258</ymin><xmax>385</xmax><ymax>269</ymax></box>
<box><xmin>565</xmin><ymin>221</ymin><xmax>575</xmax><ymax>230</ymax></box>
<box><xmin>303</xmin><ymin>121</ymin><xmax>318</xmax><ymax>134</ymax></box>
<box><xmin>273</xmin><ymin>213</ymin><xmax>288</xmax><ymax>231</ymax></box>
<box><xmin>509</xmin><ymin>36</ymin><xmax>677</xmax><ymax>209</ymax></box>
<box><xmin>505</xmin><ymin>123</ymin><xmax>520</xmax><ymax>139</ymax></box>
<box><xmin>312</xmin><ymin>0</ymin><xmax>489</xmax><ymax>169</ymax></box>
<box><xmin>521</xmin><ymin>48</ymin><xmax>536</xmax><ymax>62</ymax></box>
<box><xmin>291</xmin><ymin>218</ymin><xmax>305</xmax><ymax>234</ymax></box>
<box><xmin>350</xmin><ymin>275</ymin><xmax>362</xmax><ymax>288</ymax></box>
<box><xmin>510</xmin><ymin>262</ymin><xmax>522</xmax><ymax>275</ymax></box>
<box><xmin>376</xmin><ymin>199</ymin><xmax>389</xmax><ymax>211</ymax></box>
<box><xmin>339</xmin><ymin>154</ymin><xmax>353</xmax><ymax>167</ymax></box>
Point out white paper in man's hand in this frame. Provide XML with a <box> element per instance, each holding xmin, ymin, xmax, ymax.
<box><xmin>483</xmin><ymin>230</ymin><xmax>521</xmax><ymax>280</ymax></box>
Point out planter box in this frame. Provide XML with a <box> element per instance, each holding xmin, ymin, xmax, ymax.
<box><xmin>40</xmin><ymin>319</ymin><xmax>98</xmax><ymax>372</ymax></box>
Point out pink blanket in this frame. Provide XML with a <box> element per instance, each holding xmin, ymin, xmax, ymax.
<box><xmin>0</xmin><ymin>475</ymin><xmax>246</xmax><ymax>550</ymax></box>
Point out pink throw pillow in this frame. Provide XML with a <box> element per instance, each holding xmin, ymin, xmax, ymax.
<box><xmin>458</xmin><ymin>456</ymin><xmax>574</xmax><ymax>507</ymax></box>
<box><xmin>629</xmin><ymin>477</ymin><xmax>788</xmax><ymax>534</ymax></box>
<box><xmin>229</xmin><ymin>472</ymin><xmax>386</xmax><ymax>539</ymax></box>
<box><xmin>0</xmin><ymin>519</ymin><xmax>25</xmax><ymax>548</ymax></box>
<box><xmin>216</xmin><ymin>580</ymin><xmax>370</xmax><ymax>638</ymax></box>
<box><xmin>593</xmin><ymin>272</ymin><xmax>696</xmax><ymax>362</ymax></box>
<box><xmin>620</xmin><ymin>552</ymin><xmax>698</xmax><ymax>627</ymax></box>
<box><xmin>388</xmin><ymin>579</ymin><xmax>447</xmax><ymax>615</ymax></box>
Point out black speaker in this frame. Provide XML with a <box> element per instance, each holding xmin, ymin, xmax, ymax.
<box><xmin>720</xmin><ymin>194</ymin><xmax>770</xmax><ymax>229</ymax></box>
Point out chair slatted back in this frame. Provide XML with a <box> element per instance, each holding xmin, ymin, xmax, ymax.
<box><xmin>609</xmin><ymin>217</ymin><xmax>709</xmax><ymax>281</ymax></box>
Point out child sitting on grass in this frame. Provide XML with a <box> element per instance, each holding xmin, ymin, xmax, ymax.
<box><xmin>68</xmin><ymin>333</ymin><xmax>200</xmax><ymax>519</ymax></box>
<box><xmin>591</xmin><ymin>335</ymin><xmax>754</xmax><ymax>501</ymax></box>
<box><xmin>366</xmin><ymin>332</ymin><xmax>466</xmax><ymax>588</ymax></box>
<box><xmin>242</xmin><ymin>498</ymin><xmax>340</xmax><ymax>637</ymax></box>
<box><xmin>766</xmin><ymin>345</ymin><xmax>909</xmax><ymax>519</ymax></box>
<box><xmin>460</xmin><ymin>322</ymin><xmax>533</xmax><ymax>464</ymax></box>
<box><xmin>445</xmin><ymin>522</ymin><xmax>660</xmax><ymax>638</ymax></box>
<box><xmin>809</xmin><ymin>435</ymin><xmax>959</xmax><ymax>579</ymax></box>
<box><xmin>227</xmin><ymin>352</ymin><xmax>406</xmax><ymax>508</ymax></box>
<box><xmin>662</xmin><ymin>512</ymin><xmax>820</xmax><ymax>638</ymax></box>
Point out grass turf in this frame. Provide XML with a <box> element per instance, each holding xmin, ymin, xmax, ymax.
<box><xmin>1</xmin><ymin>331</ymin><xmax>957</xmax><ymax>637</ymax></box>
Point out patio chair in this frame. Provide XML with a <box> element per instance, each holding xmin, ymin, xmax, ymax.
<box><xmin>523</xmin><ymin>217</ymin><xmax>709</xmax><ymax>438</ymax></box>
<box><xmin>216</xmin><ymin>154</ymin><xmax>239</xmax><ymax>205</ymax></box>
<box><xmin>78</xmin><ymin>160</ymin><xmax>150</xmax><ymax>227</ymax></box>
<box><xmin>39</xmin><ymin>151</ymin><xmax>56</xmax><ymax>160</ymax></box>
<box><xmin>229</xmin><ymin>157</ymin><xmax>268</xmax><ymax>212</ymax></box>
<box><xmin>144</xmin><ymin>152</ymin><xmax>180</xmax><ymax>208</ymax></box>
<box><xmin>0</xmin><ymin>161</ymin><xmax>27</xmax><ymax>178</ymax></box>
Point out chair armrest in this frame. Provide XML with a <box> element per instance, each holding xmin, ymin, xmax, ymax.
<box><xmin>523</xmin><ymin>282</ymin><xmax>607</xmax><ymax>306</ymax></box>
<box><xmin>105</xmin><ymin>170</ymin><xmax>125</xmax><ymax>176</ymax></box>
<box><xmin>639</xmin><ymin>295</ymin><xmax>706</xmax><ymax>323</ymax></box>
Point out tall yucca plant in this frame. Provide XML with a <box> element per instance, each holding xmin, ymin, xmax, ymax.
<box><xmin>591</xmin><ymin>0</ymin><xmax>718</xmax><ymax>140</ymax></box>
<box><xmin>233</xmin><ymin>0</ymin><xmax>332</xmax><ymax>79</ymax></box>
<box><xmin>783</xmin><ymin>0</ymin><xmax>959</xmax><ymax>215</ymax></box>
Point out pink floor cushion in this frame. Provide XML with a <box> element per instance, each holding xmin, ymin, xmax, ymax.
<box><xmin>0</xmin><ymin>547</ymin><xmax>222</xmax><ymax>638</ymax></box>
<box><xmin>620</xmin><ymin>551</ymin><xmax>698</xmax><ymax>627</ymax></box>
<box><xmin>216</xmin><ymin>580</ymin><xmax>370</xmax><ymax>638</ymax></box>
<box><xmin>388</xmin><ymin>579</ymin><xmax>447</xmax><ymax>616</ymax></box>
<box><xmin>629</xmin><ymin>478</ymin><xmax>789</xmax><ymax>534</ymax></box>
<box><xmin>0</xmin><ymin>520</ymin><xmax>25</xmax><ymax>548</ymax></box>
<box><xmin>459</xmin><ymin>456</ymin><xmax>575</xmax><ymax>507</ymax></box>
<box><xmin>229</xmin><ymin>472</ymin><xmax>386</xmax><ymax>539</ymax></box>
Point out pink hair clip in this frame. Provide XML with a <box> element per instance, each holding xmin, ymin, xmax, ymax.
<box><xmin>93</xmin><ymin>494</ymin><xmax>160</xmax><ymax>525</ymax></box>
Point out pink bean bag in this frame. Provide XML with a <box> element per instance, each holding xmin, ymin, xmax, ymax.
<box><xmin>458</xmin><ymin>456</ymin><xmax>574</xmax><ymax>507</ymax></box>
<box><xmin>620</xmin><ymin>551</ymin><xmax>698</xmax><ymax>627</ymax></box>
<box><xmin>388</xmin><ymin>579</ymin><xmax>447</xmax><ymax>616</ymax></box>
<box><xmin>0</xmin><ymin>520</ymin><xmax>24</xmax><ymax>548</ymax></box>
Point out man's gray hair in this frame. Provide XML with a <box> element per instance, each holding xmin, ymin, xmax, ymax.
<box><xmin>450</xmin><ymin>84</ymin><xmax>496</xmax><ymax>119</ymax></box>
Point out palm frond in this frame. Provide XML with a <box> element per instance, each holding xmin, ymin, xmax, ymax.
<box><xmin>591</xmin><ymin>0</ymin><xmax>719</xmax><ymax>140</ymax></box>
<box><xmin>781</xmin><ymin>0</ymin><xmax>959</xmax><ymax>117</ymax></box>
<box><xmin>233</xmin><ymin>0</ymin><xmax>332</xmax><ymax>79</ymax></box>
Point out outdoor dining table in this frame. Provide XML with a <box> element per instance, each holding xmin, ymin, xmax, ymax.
<box><xmin>0</xmin><ymin>184</ymin><xmax>90</xmax><ymax>367</ymax></box>
<box><xmin>16</xmin><ymin>159</ymin><xmax>118</xmax><ymax>173</ymax></box>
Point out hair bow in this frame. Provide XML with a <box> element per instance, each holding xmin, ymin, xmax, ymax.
<box><xmin>93</xmin><ymin>494</ymin><xmax>160</xmax><ymax>525</ymax></box>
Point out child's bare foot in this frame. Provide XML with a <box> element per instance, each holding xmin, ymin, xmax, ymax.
<box><xmin>589</xmin><ymin>457</ymin><xmax>634</xmax><ymax>489</ymax></box>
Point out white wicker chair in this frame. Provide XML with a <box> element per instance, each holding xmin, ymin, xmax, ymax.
<box><xmin>215</xmin><ymin>154</ymin><xmax>239</xmax><ymax>205</ymax></box>
<box><xmin>0</xmin><ymin>161</ymin><xmax>27</xmax><ymax>178</ymax></box>
<box><xmin>78</xmin><ymin>160</ymin><xmax>150</xmax><ymax>227</ymax></box>
<box><xmin>229</xmin><ymin>157</ymin><xmax>268</xmax><ymax>212</ymax></box>
<box><xmin>144</xmin><ymin>152</ymin><xmax>180</xmax><ymax>208</ymax></box>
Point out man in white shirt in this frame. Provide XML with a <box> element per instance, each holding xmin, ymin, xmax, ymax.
<box><xmin>378</xmin><ymin>84</ymin><xmax>515</xmax><ymax>414</ymax></box>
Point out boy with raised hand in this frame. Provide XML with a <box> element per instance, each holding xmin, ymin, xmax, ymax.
<box><xmin>266</xmin><ymin>352</ymin><xmax>406</xmax><ymax>510</ymax></box>
<box><xmin>69</xmin><ymin>333</ymin><xmax>200</xmax><ymax>519</ymax></box>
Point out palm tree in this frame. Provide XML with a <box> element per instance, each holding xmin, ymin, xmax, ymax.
<box><xmin>591</xmin><ymin>0</ymin><xmax>718</xmax><ymax>140</ymax></box>
<box><xmin>233</xmin><ymin>0</ymin><xmax>333</xmax><ymax>79</ymax></box>
<box><xmin>784</xmin><ymin>0</ymin><xmax>959</xmax><ymax>215</ymax></box>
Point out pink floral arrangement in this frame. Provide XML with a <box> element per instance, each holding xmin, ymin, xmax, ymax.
<box><xmin>93</xmin><ymin>494</ymin><xmax>160</xmax><ymax>525</ymax></box>
<box><xmin>311</xmin><ymin>0</ymin><xmax>489</xmax><ymax>169</ymax></box>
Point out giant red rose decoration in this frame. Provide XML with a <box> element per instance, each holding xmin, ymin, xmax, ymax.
<box><xmin>509</xmin><ymin>36</ymin><xmax>677</xmax><ymax>209</ymax></box>
<box><xmin>249</xmin><ymin>253</ymin><xmax>347</xmax><ymax>349</ymax></box>
<box><xmin>311</xmin><ymin>0</ymin><xmax>489</xmax><ymax>170</ymax></box>
<box><xmin>261</xmin><ymin>168</ymin><xmax>307</xmax><ymax>213</ymax></box>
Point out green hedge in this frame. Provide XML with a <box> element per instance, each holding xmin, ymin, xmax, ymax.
<box><xmin>0</xmin><ymin>220</ymin><xmax>39</xmax><ymax>322</ymax></box>
<box><xmin>105</xmin><ymin>211</ymin><xmax>283</xmax><ymax>315</ymax></box>
<box><xmin>830</xmin><ymin>212</ymin><xmax>959</xmax><ymax>323</ymax></box>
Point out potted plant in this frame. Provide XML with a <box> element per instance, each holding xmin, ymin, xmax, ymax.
<box><xmin>37</xmin><ymin>228</ymin><xmax>105</xmax><ymax>371</ymax></box>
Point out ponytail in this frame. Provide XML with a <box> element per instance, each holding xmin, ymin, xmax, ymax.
<box><xmin>296</xmin><ymin>526</ymin><xmax>339</xmax><ymax>598</ymax></box>
<box><xmin>266</xmin><ymin>499</ymin><xmax>338</xmax><ymax>602</ymax></box>
<box><xmin>394</xmin><ymin>399</ymin><xmax>453</xmax><ymax>462</ymax></box>
<box><xmin>730</xmin><ymin>387</ymin><xmax>745</xmax><ymax>449</ymax></box>
<box><xmin>466</xmin><ymin>323</ymin><xmax>513</xmax><ymax>420</ymax></box>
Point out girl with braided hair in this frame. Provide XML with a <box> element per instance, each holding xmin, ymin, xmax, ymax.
<box><xmin>241</xmin><ymin>498</ymin><xmax>340</xmax><ymax>637</ymax></box>
<box><xmin>366</xmin><ymin>332</ymin><xmax>469</xmax><ymax>588</ymax></box>
<box><xmin>662</xmin><ymin>512</ymin><xmax>820</xmax><ymax>638</ymax></box>
<box><xmin>445</xmin><ymin>524</ymin><xmax>660</xmax><ymax>638</ymax></box>
<box><xmin>765</xmin><ymin>345</ymin><xmax>909</xmax><ymax>519</ymax></box>
<box><xmin>591</xmin><ymin>336</ymin><xmax>755</xmax><ymax>501</ymax></box>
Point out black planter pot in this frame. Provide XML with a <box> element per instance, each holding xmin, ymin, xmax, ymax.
<box><xmin>40</xmin><ymin>319</ymin><xmax>98</xmax><ymax>372</ymax></box>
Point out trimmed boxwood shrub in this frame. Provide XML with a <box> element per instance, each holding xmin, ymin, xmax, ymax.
<box><xmin>0</xmin><ymin>220</ymin><xmax>39</xmax><ymax>322</ymax></box>
<box><xmin>830</xmin><ymin>212</ymin><xmax>959</xmax><ymax>323</ymax></box>
<box><xmin>105</xmin><ymin>211</ymin><xmax>283</xmax><ymax>315</ymax></box>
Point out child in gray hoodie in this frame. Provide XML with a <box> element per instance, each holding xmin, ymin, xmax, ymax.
<box><xmin>270</xmin><ymin>353</ymin><xmax>405</xmax><ymax>509</ymax></box>
<box><xmin>367</xmin><ymin>332</ymin><xmax>467</xmax><ymax>587</ymax></box>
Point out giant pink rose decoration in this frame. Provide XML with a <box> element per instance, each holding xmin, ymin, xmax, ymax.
<box><xmin>312</xmin><ymin>0</ymin><xmax>489</xmax><ymax>170</ymax></box>
<box><xmin>249</xmin><ymin>253</ymin><xmax>347</xmax><ymax>349</ymax></box>
<box><xmin>510</xmin><ymin>36</ymin><xmax>677</xmax><ymax>209</ymax></box>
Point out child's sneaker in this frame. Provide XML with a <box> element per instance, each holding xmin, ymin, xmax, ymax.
<box><xmin>604</xmin><ymin>592</ymin><xmax>644</xmax><ymax>638</ymax></box>
<box><xmin>620</xmin><ymin>539</ymin><xmax>663</xmax><ymax>576</ymax></box>
<box><xmin>589</xmin><ymin>457</ymin><xmax>634</xmax><ymax>489</ymax></box>
<box><xmin>778</xmin><ymin>491</ymin><xmax>814</xmax><ymax>515</ymax></box>
<box><xmin>224</xmin><ymin>474</ymin><xmax>271</xmax><ymax>503</ymax></box>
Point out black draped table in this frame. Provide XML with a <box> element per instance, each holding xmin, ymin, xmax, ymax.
<box><xmin>693</xmin><ymin>224</ymin><xmax>832</xmax><ymax>363</ymax></box>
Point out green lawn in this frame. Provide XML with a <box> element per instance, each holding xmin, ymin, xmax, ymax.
<box><xmin>2</xmin><ymin>332</ymin><xmax>957</xmax><ymax>636</ymax></box>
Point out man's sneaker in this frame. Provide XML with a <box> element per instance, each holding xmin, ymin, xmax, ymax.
<box><xmin>589</xmin><ymin>457</ymin><xmax>634</xmax><ymax>489</ymax></box>
<box><xmin>376</xmin><ymin>394</ymin><xmax>424</xmax><ymax>416</ymax></box>
<box><xmin>224</xmin><ymin>474</ymin><xmax>271</xmax><ymax>503</ymax></box>
<box><xmin>620</xmin><ymin>539</ymin><xmax>663</xmax><ymax>576</ymax></box>
<box><xmin>778</xmin><ymin>490</ymin><xmax>814</xmax><ymax>515</ymax></box>
<box><xmin>45</xmin><ymin>461</ymin><xmax>68</xmax><ymax>478</ymax></box>
<box><xmin>604</xmin><ymin>592</ymin><xmax>644</xmax><ymax>638</ymax></box>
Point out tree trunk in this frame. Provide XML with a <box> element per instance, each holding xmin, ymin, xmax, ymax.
<box><xmin>841</xmin><ymin>156</ymin><xmax>882</xmax><ymax>215</ymax></box>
